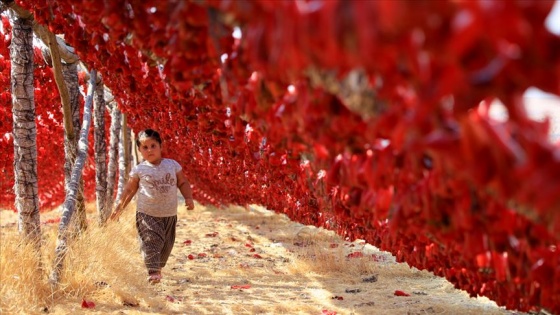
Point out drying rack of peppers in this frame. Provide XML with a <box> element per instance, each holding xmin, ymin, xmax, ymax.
<box><xmin>1</xmin><ymin>1</ymin><xmax>559</xmax><ymax>312</ymax></box>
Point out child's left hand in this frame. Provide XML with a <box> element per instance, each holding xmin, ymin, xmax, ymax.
<box><xmin>185</xmin><ymin>198</ymin><xmax>195</xmax><ymax>210</ymax></box>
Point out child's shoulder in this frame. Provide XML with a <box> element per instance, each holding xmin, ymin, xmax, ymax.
<box><xmin>162</xmin><ymin>158</ymin><xmax>180</xmax><ymax>166</ymax></box>
<box><xmin>134</xmin><ymin>161</ymin><xmax>150</xmax><ymax>170</ymax></box>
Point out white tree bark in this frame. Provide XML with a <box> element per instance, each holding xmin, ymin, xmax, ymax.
<box><xmin>93</xmin><ymin>77</ymin><xmax>108</xmax><ymax>224</ymax></box>
<box><xmin>61</xmin><ymin>63</ymin><xmax>79</xmax><ymax>186</ymax></box>
<box><xmin>105</xmin><ymin>103</ymin><xmax>121</xmax><ymax>212</ymax></box>
<box><xmin>50</xmin><ymin>70</ymin><xmax>97</xmax><ymax>284</ymax></box>
<box><xmin>10</xmin><ymin>15</ymin><xmax>41</xmax><ymax>244</ymax></box>
<box><xmin>61</xmin><ymin>62</ymin><xmax>87</xmax><ymax>234</ymax></box>
<box><xmin>131</xmin><ymin>130</ymin><xmax>139</xmax><ymax>166</ymax></box>
<box><xmin>115</xmin><ymin>114</ymin><xmax>130</xmax><ymax>205</ymax></box>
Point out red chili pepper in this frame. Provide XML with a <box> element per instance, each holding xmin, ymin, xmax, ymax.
<box><xmin>394</xmin><ymin>290</ymin><xmax>410</xmax><ymax>297</ymax></box>
<box><xmin>347</xmin><ymin>252</ymin><xmax>363</xmax><ymax>258</ymax></box>
<box><xmin>81</xmin><ymin>298</ymin><xmax>95</xmax><ymax>309</ymax></box>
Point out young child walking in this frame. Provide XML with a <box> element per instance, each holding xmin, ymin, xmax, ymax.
<box><xmin>110</xmin><ymin>129</ymin><xmax>195</xmax><ymax>284</ymax></box>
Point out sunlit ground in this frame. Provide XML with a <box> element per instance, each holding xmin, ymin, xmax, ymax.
<box><xmin>1</xmin><ymin>203</ymin><xmax>519</xmax><ymax>314</ymax></box>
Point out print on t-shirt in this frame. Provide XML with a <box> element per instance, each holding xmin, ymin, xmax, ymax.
<box><xmin>146</xmin><ymin>173</ymin><xmax>176</xmax><ymax>194</ymax></box>
<box><xmin>131</xmin><ymin>158</ymin><xmax>182</xmax><ymax>217</ymax></box>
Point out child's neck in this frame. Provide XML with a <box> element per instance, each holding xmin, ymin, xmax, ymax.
<box><xmin>149</xmin><ymin>158</ymin><xmax>162</xmax><ymax>165</ymax></box>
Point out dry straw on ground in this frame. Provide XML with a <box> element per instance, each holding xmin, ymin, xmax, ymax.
<box><xmin>1</xmin><ymin>202</ymin><xmax>521</xmax><ymax>314</ymax></box>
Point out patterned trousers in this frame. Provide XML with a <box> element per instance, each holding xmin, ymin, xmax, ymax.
<box><xmin>135</xmin><ymin>212</ymin><xmax>177</xmax><ymax>275</ymax></box>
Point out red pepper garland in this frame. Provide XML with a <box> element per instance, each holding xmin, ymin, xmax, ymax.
<box><xmin>0</xmin><ymin>16</ymin><xmax>13</xmax><ymax>208</ymax></box>
<box><xmin>0</xmin><ymin>16</ymin><xmax>107</xmax><ymax>209</ymax></box>
<box><xmin>2</xmin><ymin>0</ymin><xmax>559</xmax><ymax>312</ymax></box>
<box><xmin>0</xmin><ymin>18</ymin><xmax>95</xmax><ymax>209</ymax></box>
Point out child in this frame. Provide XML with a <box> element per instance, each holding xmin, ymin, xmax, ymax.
<box><xmin>110</xmin><ymin>129</ymin><xmax>195</xmax><ymax>284</ymax></box>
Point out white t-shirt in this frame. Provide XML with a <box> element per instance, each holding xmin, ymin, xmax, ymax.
<box><xmin>130</xmin><ymin>158</ymin><xmax>182</xmax><ymax>217</ymax></box>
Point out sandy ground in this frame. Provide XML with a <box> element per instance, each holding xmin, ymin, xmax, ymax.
<box><xmin>1</xmin><ymin>203</ymin><xmax>524</xmax><ymax>315</ymax></box>
<box><xmin>158</xmin><ymin>205</ymin><xmax>521</xmax><ymax>315</ymax></box>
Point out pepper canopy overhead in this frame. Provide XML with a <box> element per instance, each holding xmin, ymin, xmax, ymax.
<box><xmin>1</xmin><ymin>0</ymin><xmax>560</xmax><ymax>312</ymax></box>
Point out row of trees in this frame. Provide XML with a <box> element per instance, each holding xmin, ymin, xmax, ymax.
<box><xmin>2</xmin><ymin>0</ymin><xmax>559</xmax><ymax>312</ymax></box>
<box><xmin>1</xmin><ymin>1</ymin><xmax>134</xmax><ymax>284</ymax></box>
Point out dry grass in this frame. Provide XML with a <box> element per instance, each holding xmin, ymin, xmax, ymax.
<box><xmin>0</xmin><ymin>203</ymin><xmax>517</xmax><ymax>315</ymax></box>
<box><xmin>0</xmin><ymin>204</ymin><xmax>163</xmax><ymax>314</ymax></box>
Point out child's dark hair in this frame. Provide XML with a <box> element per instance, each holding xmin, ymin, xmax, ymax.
<box><xmin>136</xmin><ymin>129</ymin><xmax>162</xmax><ymax>147</ymax></box>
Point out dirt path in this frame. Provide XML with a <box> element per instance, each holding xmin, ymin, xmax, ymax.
<box><xmin>128</xmin><ymin>204</ymin><xmax>517</xmax><ymax>315</ymax></box>
<box><xmin>1</xmin><ymin>204</ymin><xmax>521</xmax><ymax>314</ymax></box>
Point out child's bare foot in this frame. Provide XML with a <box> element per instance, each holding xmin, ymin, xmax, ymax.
<box><xmin>148</xmin><ymin>272</ymin><xmax>162</xmax><ymax>284</ymax></box>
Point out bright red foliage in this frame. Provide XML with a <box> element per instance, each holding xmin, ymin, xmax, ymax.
<box><xmin>1</xmin><ymin>0</ymin><xmax>560</xmax><ymax>312</ymax></box>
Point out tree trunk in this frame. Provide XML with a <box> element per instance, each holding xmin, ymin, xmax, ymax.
<box><xmin>94</xmin><ymin>78</ymin><xmax>108</xmax><ymax>224</ymax></box>
<box><xmin>50</xmin><ymin>70</ymin><xmax>97</xmax><ymax>285</ymax></box>
<box><xmin>105</xmin><ymin>103</ymin><xmax>121</xmax><ymax>212</ymax></box>
<box><xmin>124</xmin><ymin>115</ymin><xmax>132</xmax><ymax>177</ymax></box>
<box><xmin>61</xmin><ymin>62</ymin><xmax>87</xmax><ymax>234</ymax></box>
<box><xmin>61</xmin><ymin>63</ymin><xmax>78</xmax><ymax>187</ymax></box>
<box><xmin>10</xmin><ymin>15</ymin><xmax>41</xmax><ymax>244</ymax></box>
<box><xmin>115</xmin><ymin>114</ymin><xmax>130</xmax><ymax>204</ymax></box>
<box><xmin>15</xmin><ymin>0</ymin><xmax>88</xmax><ymax>235</ymax></box>
<box><xmin>131</xmin><ymin>130</ymin><xmax>139</xmax><ymax>166</ymax></box>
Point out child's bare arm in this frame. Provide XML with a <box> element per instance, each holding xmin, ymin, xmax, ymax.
<box><xmin>177</xmin><ymin>172</ymin><xmax>194</xmax><ymax>210</ymax></box>
<box><xmin>110</xmin><ymin>177</ymin><xmax>140</xmax><ymax>220</ymax></box>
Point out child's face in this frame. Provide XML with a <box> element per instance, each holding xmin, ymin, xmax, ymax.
<box><xmin>138</xmin><ymin>137</ymin><xmax>162</xmax><ymax>164</ymax></box>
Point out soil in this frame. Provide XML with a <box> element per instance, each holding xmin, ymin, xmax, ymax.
<box><xmin>1</xmin><ymin>204</ymin><xmax>523</xmax><ymax>315</ymax></box>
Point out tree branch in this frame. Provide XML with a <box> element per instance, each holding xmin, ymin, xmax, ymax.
<box><xmin>6</xmin><ymin>1</ymin><xmax>79</xmax><ymax>139</ymax></box>
<box><xmin>5</xmin><ymin>1</ymin><xmax>79</xmax><ymax>64</ymax></box>
<box><xmin>51</xmin><ymin>70</ymin><xmax>97</xmax><ymax>285</ymax></box>
<box><xmin>46</xmin><ymin>31</ymin><xmax>75</xmax><ymax>139</ymax></box>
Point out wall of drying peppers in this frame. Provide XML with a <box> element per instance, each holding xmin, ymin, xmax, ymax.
<box><xmin>0</xmin><ymin>16</ymin><xmax>103</xmax><ymax>209</ymax></box>
<box><xmin>1</xmin><ymin>0</ymin><xmax>559</xmax><ymax>312</ymax></box>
